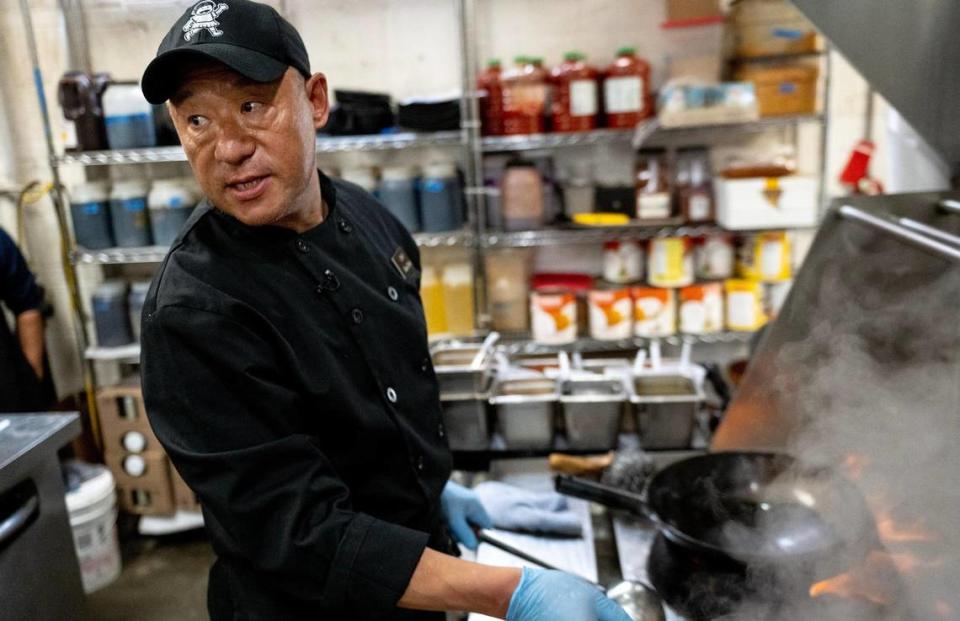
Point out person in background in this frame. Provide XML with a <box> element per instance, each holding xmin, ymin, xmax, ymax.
<box><xmin>0</xmin><ymin>226</ymin><xmax>50</xmax><ymax>412</ymax></box>
<box><xmin>138</xmin><ymin>1</ymin><xmax>630</xmax><ymax>620</ymax></box>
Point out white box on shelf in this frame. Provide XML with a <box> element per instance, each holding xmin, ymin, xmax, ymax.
<box><xmin>714</xmin><ymin>175</ymin><xmax>818</xmax><ymax>230</ymax></box>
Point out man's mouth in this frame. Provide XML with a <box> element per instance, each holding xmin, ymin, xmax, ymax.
<box><xmin>225</xmin><ymin>175</ymin><xmax>271</xmax><ymax>201</ymax></box>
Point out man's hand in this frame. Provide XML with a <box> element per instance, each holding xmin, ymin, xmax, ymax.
<box><xmin>441</xmin><ymin>480</ymin><xmax>492</xmax><ymax>550</ymax></box>
<box><xmin>506</xmin><ymin>568</ymin><xmax>632</xmax><ymax>621</ymax></box>
<box><xmin>16</xmin><ymin>309</ymin><xmax>45</xmax><ymax>380</ymax></box>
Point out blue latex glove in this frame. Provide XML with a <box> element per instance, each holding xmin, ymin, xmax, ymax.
<box><xmin>507</xmin><ymin>568</ymin><xmax>631</xmax><ymax>621</ymax></box>
<box><xmin>441</xmin><ymin>481</ymin><xmax>493</xmax><ymax>550</ymax></box>
<box><xmin>474</xmin><ymin>481</ymin><xmax>582</xmax><ymax>537</ymax></box>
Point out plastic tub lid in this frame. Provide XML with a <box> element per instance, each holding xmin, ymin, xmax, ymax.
<box><xmin>110</xmin><ymin>179</ymin><xmax>150</xmax><ymax>199</ymax></box>
<box><xmin>130</xmin><ymin>280</ymin><xmax>152</xmax><ymax>294</ymax></box>
<box><xmin>381</xmin><ymin>166</ymin><xmax>416</xmax><ymax>182</ymax></box>
<box><xmin>71</xmin><ymin>181</ymin><xmax>110</xmax><ymax>204</ymax></box>
<box><xmin>65</xmin><ymin>465</ymin><xmax>115</xmax><ymax>514</ymax></box>
<box><xmin>423</xmin><ymin>162</ymin><xmax>458</xmax><ymax>179</ymax></box>
<box><xmin>532</xmin><ymin>272</ymin><xmax>594</xmax><ymax>292</ymax></box>
<box><xmin>94</xmin><ymin>279</ymin><xmax>129</xmax><ymax>299</ymax></box>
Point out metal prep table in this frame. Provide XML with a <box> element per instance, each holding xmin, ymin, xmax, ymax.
<box><xmin>0</xmin><ymin>413</ymin><xmax>84</xmax><ymax>621</ymax></box>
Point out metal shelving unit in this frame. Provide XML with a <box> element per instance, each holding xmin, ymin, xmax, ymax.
<box><xmin>497</xmin><ymin>331</ymin><xmax>754</xmax><ymax>355</ymax></box>
<box><xmin>480</xmin><ymin>114</ymin><xmax>824</xmax><ymax>152</ymax></box>
<box><xmin>57</xmin><ymin>130</ymin><xmax>465</xmax><ymax>166</ymax></box>
<box><xmin>69</xmin><ymin>230</ymin><xmax>475</xmax><ymax>266</ymax></box>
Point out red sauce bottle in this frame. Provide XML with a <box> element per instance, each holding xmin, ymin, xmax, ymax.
<box><xmin>502</xmin><ymin>56</ymin><xmax>547</xmax><ymax>135</ymax></box>
<box><xmin>477</xmin><ymin>59</ymin><xmax>504</xmax><ymax>136</ymax></box>
<box><xmin>550</xmin><ymin>51</ymin><xmax>599</xmax><ymax>133</ymax></box>
<box><xmin>603</xmin><ymin>47</ymin><xmax>652</xmax><ymax>128</ymax></box>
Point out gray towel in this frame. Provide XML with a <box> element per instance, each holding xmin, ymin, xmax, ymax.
<box><xmin>474</xmin><ymin>481</ymin><xmax>583</xmax><ymax>537</ymax></box>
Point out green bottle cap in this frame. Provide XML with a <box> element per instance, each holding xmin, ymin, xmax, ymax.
<box><xmin>514</xmin><ymin>55</ymin><xmax>529</xmax><ymax>64</ymax></box>
<box><xmin>487</xmin><ymin>58</ymin><xmax>501</xmax><ymax>68</ymax></box>
<box><xmin>564</xmin><ymin>51</ymin><xmax>585</xmax><ymax>61</ymax></box>
<box><xmin>616</xmin><ymin>46</ymin><xmax>636</xmax><ymax>56</ymax></box>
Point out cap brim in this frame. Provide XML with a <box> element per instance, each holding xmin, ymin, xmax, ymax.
<box><xmin>141</xmin><ymin>45</ymin><xmax>288</xmax><ymax>104</ymax></box>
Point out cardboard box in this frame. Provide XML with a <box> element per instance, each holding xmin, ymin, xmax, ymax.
<box><xmin>97</xmin><ymin>382</ymin><xmax>150</xmax><ymax>433</ymax></box>
<box><xmin>731</xmin><ymin>0</ymin><xmax>819</xmax><ymax>58</ymax></box>
<box><xmin>170</xmin><ymin>465</ymin><xmax>201</xmax><ymax>513</ymax></box>
<box><xmin>105</xmin><ymin>451</ymin><xmax>175</xmax><ymax>515</ymax></box>
<box><xmin>665</xmin><ymin>0</ymin><xmax>723</xmax><ymax>23</ymax></box>
<box><xmin>714</xmin><ymin>175</ymin><xmax>818</xmax><ymax>230</ymax></box>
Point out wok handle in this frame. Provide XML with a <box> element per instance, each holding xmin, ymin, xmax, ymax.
<box><xmin>554</xmin><ymin>475</ymin><xmax>650</xmax><ymax>517</ymax></box>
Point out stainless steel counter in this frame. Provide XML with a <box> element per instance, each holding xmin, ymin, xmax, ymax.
<box><xmin>0</xmin><ymin>413</ymin><xmax>84</xmax><ymax>621</ymax></box>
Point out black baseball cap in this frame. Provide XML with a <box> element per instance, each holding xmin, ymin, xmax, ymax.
<box><xmin>141</xmin><ymin>0</ymin><xmax>311</xmax><ymax>104</ymax></box>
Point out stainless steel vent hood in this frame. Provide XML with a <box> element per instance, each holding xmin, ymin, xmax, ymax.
<box><xmin>791</xmin><ymin>0</ymin><xmax>960</xmax><ymax>177</ymax></box>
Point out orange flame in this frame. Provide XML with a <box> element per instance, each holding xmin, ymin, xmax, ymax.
<box><xmin>841</xmin><ymin>453</ymin><xmax>871</xmax><ymax>481</ymax></box>
<box><xmin>876</xmin><ymin>512</ymin><xmax>938</xmax><ymax>544</ymax></box>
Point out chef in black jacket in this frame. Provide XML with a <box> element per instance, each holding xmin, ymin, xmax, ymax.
<box><xmin>140</xmin><ymin>2</ymin><xmax>631</xmax><ymax>620</ymax></box>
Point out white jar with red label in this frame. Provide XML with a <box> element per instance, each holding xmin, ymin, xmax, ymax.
<box><xmin>531</xmin><ymin>287</ymin><xmax>578</xmax><ymax>344</ymax></box>
<box><xmin>631</xmin><ymin>287</ymin><xmax>676</xmax><ymax>337</ymax></box>
<box><xmin>679</xmin><ymin>283</ymin><xmax>723</xmax><ymax>334</ymax></box>
<box><xmin>695</xmin><ymin>234</ymin><xmax>734</xmax><ymax>280</ymax></box>
<box><xmin>603</xmin><ymin>240</ymin><xmax>644</xmax><ymax>284</ymax></box>
<box><xmin>588</xmin><ymin>283</ymin><xmax>633</xmax><ymax>340</ymax></box>
<box><xmin>648</xmin><ymin>237</ymin><xmax>694</xmax><ymax>288</ymax></box>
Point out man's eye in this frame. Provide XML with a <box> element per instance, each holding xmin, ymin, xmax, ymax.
<box><xmin>241</xmin><ymin>101</ymin><xmax>263</xmax><ymax>114</ymax></box>
<box><xmin>188</xmin><ymin>115</ymin><xmax>208</xmax><ymax>127</ymax></box>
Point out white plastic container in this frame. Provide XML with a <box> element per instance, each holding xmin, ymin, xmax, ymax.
<box><xmin>341</xmin><ymin>167</ymin><xmax>378</xmax><ymax>193</ymax></box>
<box><xmin>714</xmin><ymin>175</ymin><xmax>818</xmax><ymax>230</ymax></box>
<box><xmin>65</xmin><ymin>465</ymin><xmax>121</xmax><ymax>594</ymax></box>
<box><xmin>102</xmin><ymin>83</ymin><xmax>156</xmax><ymax>149</ymax></box>
<box><xmin>110</xmin><ymin>179</ymin><xmax>152</xmax><ymax>247</ymax></box>
<box><xmin>149</xmin><ymin>178</ymin><xmax>196</xmax><ymax>246</ymax></box>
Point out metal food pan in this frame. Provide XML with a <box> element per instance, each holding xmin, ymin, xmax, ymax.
<box><xmin>432</xmin><ymin>343</ymin><xmax>493</xmax><ymax>395</ymax></box>
<box><xmin>490</xmin><ymin>378</ymin><xmax>558</xmax><ymax>449</ymax></box>
<box><xmin>440</xmin><ymin>394</ymin><xmax>490</xmax><ymax>451</ymax></box>
<box><xmin>629</xmin><ymin>375</ymin><xmax>705</xmax><ymax>450</ymax></box>
<box><xmin>560</xmin><ymin>378</ymin><xmax>626</xmax><ymax>449</ymax></box>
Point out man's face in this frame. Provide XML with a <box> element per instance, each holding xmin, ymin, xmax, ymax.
<box><xmin>168</xmin><ymin>62</ymin><xmax>328</xmax><ymax>228</ymax></box>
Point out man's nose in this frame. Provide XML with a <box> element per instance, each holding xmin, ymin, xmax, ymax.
<box><xmin>214</xmin><ymin>117</ymin><xmax>255</xmax><ymax>165</ymax></box>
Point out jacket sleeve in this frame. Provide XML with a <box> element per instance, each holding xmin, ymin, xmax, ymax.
<box><xmin>140</xmin><ymin>304</ymin><xmax>428</xmax><ymax>617</ymax></box>
<box><xmin>0</xmin><ymin>228</ymin><xmax>42</xmax><ymax>315</ymax></box>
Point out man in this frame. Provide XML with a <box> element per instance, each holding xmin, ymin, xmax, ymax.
<box><xmin>0</xmin><ymin>226</ymin><xmax>49</xmax><ymax>412</ymax></box>
<box><xmin>140</xmin><ymin>2</ymin><xmax>630</xmax><ymax>620</ymax></box>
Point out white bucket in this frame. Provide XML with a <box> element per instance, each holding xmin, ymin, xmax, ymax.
<box><xmin>65</xmin><ymin>464</ymin><xmax>122</xmax><ymax>593</ymax></box>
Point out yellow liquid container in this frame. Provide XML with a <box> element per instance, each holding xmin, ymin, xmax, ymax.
<box><xmin>441</xmin><ymin>263</ymin><xmax>475</xmax><ymax>335</ymax></box>
<box><xmin>420</xmin><ymin>266</ymin><xmax>448</xmax><ymax>336</ymax></box>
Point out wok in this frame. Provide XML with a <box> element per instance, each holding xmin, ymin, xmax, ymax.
<box><xmin>555</xmin><ymin>451</ymin><xmax>877</xmax><ymax>575</ymax></box>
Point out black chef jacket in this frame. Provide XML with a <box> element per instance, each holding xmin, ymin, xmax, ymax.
<box><xmin>0</xmin><ymin>227</ymin><xmax>47</xmax><ymax>413</ymax></box>
<box><xmin>140</xmin><ymin>170</ymin><xmax>454</xmax><ymax>621</ymax></box>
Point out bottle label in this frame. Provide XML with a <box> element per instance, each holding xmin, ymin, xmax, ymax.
<box><xmin>636</xmin><ymin>192</ymin><xmax>671</xmax><ymax>219</ymax></box>
<box><xmin>689</xmin><ymin>194</ymin><xmax>711</xmax><ymax>221</ymax></box>
<box><xmin>61</xmin><ymin>119</ymin><xmax>78</xmax><ymax>150</ymax></box>
<box><xmin>604</xmin><ymin>76</ymin><xmax>643</xmax><ymax>114</ymax></box>
<box><xmin>569</xmin><ymin>80</ymin><xmax>597</xmax><ymax>117</ymax></box>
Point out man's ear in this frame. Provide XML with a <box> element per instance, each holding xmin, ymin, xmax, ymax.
<box><xmin>304</xmin><ymin>73</ymin><xmax>330</xmax><ymax>131</ymax></box>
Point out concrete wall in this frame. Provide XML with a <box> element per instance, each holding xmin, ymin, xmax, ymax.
<box><xmin>0</xmin><ymin>0</ymin><xmax>923</xmax><ymax>397</ymax></box>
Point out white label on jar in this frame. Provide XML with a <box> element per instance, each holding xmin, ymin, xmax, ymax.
<box><xmin>680</xmin><ymin>300</ymin><xmax>707</xmax><ymax>333</ymax></box>
<box><xmin>727</xmin><ymin>291</ymin><xmax>756</xmax><ymax>330</ymax></box>
<box><xmin>761</xmin><ymin>239</ymin><xmax>784</xmax><ymax>280</ymax></box>
<box><xmin>569</xmin><ymin>79</ymin><xmax>598</xmax><ymax>117</ymax></box>
<box><xmin>637</xmin><ymin>193</ymin><xmax>671</xmax><ymax>219</ymax></box>
<box><xmin>62</xmin><ymin>119</ymin><xmax>78</xmax><ymax>150</ymax></box>
<box><xmin>604</xmin><ymin>76</ymin><xmax>643</xmax><ymax>114</ymax></box>
<box><xmin>688</xmin><ymin>194</ymin><xmax>711</xmax><ymax>221</ymax></box>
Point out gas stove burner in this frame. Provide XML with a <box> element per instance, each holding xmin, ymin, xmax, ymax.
<box><xmin>646</xmin><ymin>533</ymin><xmax>907</xmax><ymax>621</ymax></box>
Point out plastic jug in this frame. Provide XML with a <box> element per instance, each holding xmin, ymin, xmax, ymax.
<box><xmin>110</xmin><ymin>180</ymin><xmax>152</xmax><ymax>247</ymax></box>
<box><xmin>148</xmin><ymin>178</ymin><xmax>196</xmax><ymax>246</ymax></box>
<box><xmin>378</xmin><ymin>166</ymin><xmax>420</xmax><ymax>232</ymax></box>
<box><xmin>70</xmin><ymin>181</ymin><xmax>113</xmax><ymax>249</ymax></box>
<box><xmin>419</xmin><ymin>163</ymin><xmax>464</xmax><ymax>232</ymax></box>
<box><xmin>102</xmin><ymin>83</ymin><xmax>156</xmax><ymax>149</ymax></box>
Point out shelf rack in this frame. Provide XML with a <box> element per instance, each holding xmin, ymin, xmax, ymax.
<box><xmin>85</xmin><ymin>330</ymin><xmax>753</xmax><ymax>363</ymax></box>
<box><xmin>56</xmin><ymin>130</ymin><xmax>465</xmax><ymax>166</ymax></box>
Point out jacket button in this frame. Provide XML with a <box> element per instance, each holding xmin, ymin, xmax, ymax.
<box><xmin>387</xmin><ymin>286</ymin><xmax>399</xmax><ymax>301</ymax></box>
<box><xmin>296</xmin><ymin>239</ymin><xmax>309</xmax><ymax>253</ymax></box>
<box><xmin>351</xmin><ymin>308</ymin><xmax>364</xmax><ymax>324</ymax></box>
<box><xmin>338</xmin><ymin>218</ymin><xmax>352</xmax><ymax>234</ymax></box>
<box><xmin>420</xmin><ymin>358</ymin><xmax>429</xmax><ymax>373</ymax></box>
<box><xmin>415</xmin><ymin>455</ymin><xmax>425</xmax><ymax>472</ymax></box>
<box><xmin>386</xmin><ymin>387</ymin><xmax>397</xmax><ymax>403</ymax></box>
<box><xmin>437</xmin><ymin>423</ymin><xmax>445</xmax><ymax>438</ymax></box>
<box><xmin>324</xmin><ymin>269</ymin><xmax>340</xmax><ymax>291</ymax></box>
